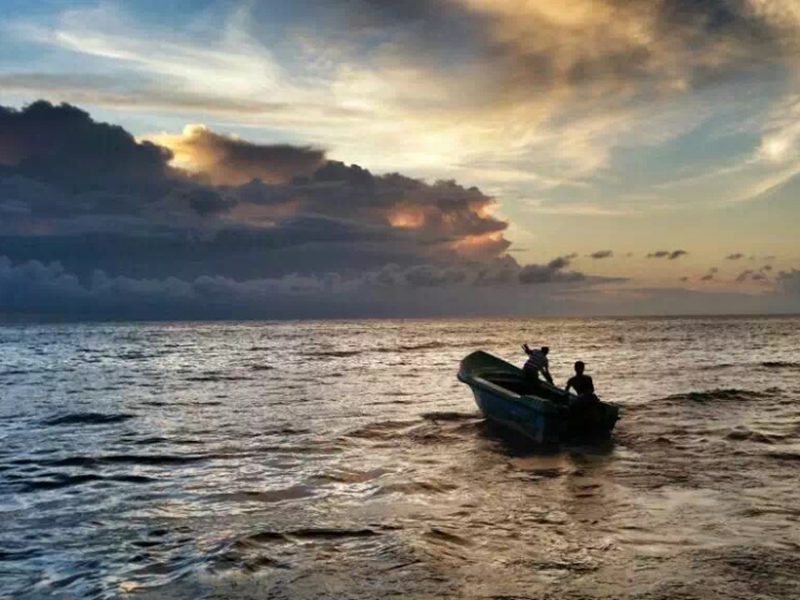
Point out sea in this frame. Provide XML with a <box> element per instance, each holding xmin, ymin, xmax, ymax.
<box><xmin>1</xmin><ymin>316</ymin><xmax>799</xmax><ymax>599</ymax></box>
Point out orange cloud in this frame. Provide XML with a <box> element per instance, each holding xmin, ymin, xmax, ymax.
<box><xmin>148</xmin><ymin>124</ymin><xmax>325</xmax><ymax>186</ymax></box>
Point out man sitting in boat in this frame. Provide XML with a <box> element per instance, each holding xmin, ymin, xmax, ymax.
<box><xmin>565</xmin><ymin>361</ymin><xmax>598</xmax><ymax>406</ymax></box>
<box><xmin>522</xmin><ymin>344</ymin><xmax>553</xmax><ymax>385</ymax></box>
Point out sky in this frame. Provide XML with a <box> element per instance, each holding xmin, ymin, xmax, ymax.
<box><xmin>0</xmin><ymin>0</ymin><xmax>799</xmax><ymax>318</ymax></box>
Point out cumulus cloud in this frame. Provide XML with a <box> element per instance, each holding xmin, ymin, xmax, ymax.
<box><xmin>647</xmin><ymin>249</ymin><xmax>688</xmax><ymax>260</ymax></box>
<box><xmin>734</xmin><ymin>269</ymin><xmax>771</xmax><ymax>283</ymax></box>
<box><xmin>699</xmin><ymin>267</ymin><xmax>718</xmax><ymax>282</ymax></box>
<box><xmin>589</xmin><ymin>250</ymin><xmax>613</xmax><ymax>259</ymax></box>
<box><xmin>3</xmin><ymin>254</ymin><xmax>792</xmax><ymax>319</ymax></box>
<box><xmin>0</xmin><ymin>101</ymin><xmax>171</xmax><ymax>187</ymax></box>
<box><xmin>0</xmin><ymin>255</ymin><xmax>602</xmax><ymax>319</ymax></box>
<box><xmin>147</xmin><ymin>125</ymin><xmax>326</xmax><ymax>186</ymax></box>
<box><xmin>0</xmin><ymin>100</ymin><xmax>606</xmax><ymax>317</ymax></box>
<box><xmin>517</xmin><ymin>256</ymin><xmax>586</xmax><ymax>284</ymax></box>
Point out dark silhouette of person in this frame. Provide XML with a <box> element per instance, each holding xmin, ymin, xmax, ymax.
<box><xmin>565</xmin><ymin>361</ymin><xmax>598</xmax><ymax>406</ymax></box>
<box><xmin>522</xmin><ymin>344</ymin><xmax>553</xmax><ymax>385</ymax></box>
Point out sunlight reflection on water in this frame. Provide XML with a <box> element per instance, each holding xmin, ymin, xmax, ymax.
<box><xmin>1</xmin><ymin>316</ymin><xmax>799</xmax><ymax>598</ymax></box>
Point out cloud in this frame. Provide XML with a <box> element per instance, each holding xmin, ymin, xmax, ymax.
<box><xmin>11</xmin><ymin>0</ymin><xmax>800</xmax><ymax>191</ymax></box>
<box><xmin>146</xmin><ymin>125</ymin><xmax>325</xmax><ymax>186</ymax></box>
<box><xmin>734</xmin><ymin>269</ymin><xmax>768</xmax><ymax>283</ymax></box>
<box><xmin>0</xmin><ymin>101</ymin><xmax>515</xmax><ymax>261</ymax></box>
<box><xmin>0</xmin><ymin>100</ymin><xmax>611</xmax><ymax>317</ymax></box>
<box><xmin>0</xmin><ymin>101</ymin><xmax>171</xmax><ymax>187</ymax></box>
<box><xmin>0</xmin><ymin>255</ymin><xmax>599</xmax><ymax>319</ymax></box>
<box><xmin>589</xmin><ymin>250</ymin><xmax>613</xmax><ymax>259</ymax></box>
<box><xmin>725</xmin><ymin>253</ymin><xmax>744</xmax><ymax>260</ymax></box>
<box><xmin>699</xmin><ymin>267</ymin><xmax>718</xmax><ymax>282</ymax></box>
<box><xmin>517</xmin><ymin>255</ymin><xmax>586</xmax><ymax>284</ymax></box>
<box><xmin>0</xmin><ymin>251</ymin><xmax>793</xmax><ymax>320</ymax></box>
<box><xmin>647</xmin><ymin>249</ymin><xmax>688</xmax><ymax>259</ymax></box>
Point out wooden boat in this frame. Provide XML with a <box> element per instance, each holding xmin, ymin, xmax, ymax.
<box><xmin>457</xmin><ymin>351</ymin><xmax>619</xmax><ymax>444</ymax></box>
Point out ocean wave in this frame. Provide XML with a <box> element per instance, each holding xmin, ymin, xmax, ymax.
<box><xmin>306</xmin><ymin>341</ymin><xmax>452</xmax><ymax>358</ymax></box>
<box><xmin>305</xmin><ymin>349</ymin><xmax>363</xmax><ymax>358</ymax></box>
<box><xmin>41</xmin><ymin>412</ymin><xmax>135</xmax><ymax>426</ymax></box>
<box><xmin>0</xmin><ymin>369</ymin><xmax>40</xmax><ymax>377</ymax></box>
<box><xmin>344</xmin><ymin>420</ymin><xmax>418</xmax><ymax>440</ymax></box>
<box><xmin>767</xmin><ymin>452</ymin><xmax>800</xmax><ymax>461</ymax></box>
<box><xmin>761</xmin><ymin>361</ymin><xmax>800</xmax><ymax>369</ymax></box>
<box><xmin>237</xmin><ymin>527</ymin><xmax>380</xmax><ymax>546</ymax></box>
<box><xmin>374</xmin><ymin>480</ymin><xmax>459</xmax><ymax>496</ymax></box>
<box><xmin>184</xmin><ymin>373</ymin><xmax>253</xmax><ymax>382</ymax></box>
<box><xmin>375</xmin><ymin>341</ymin><xmax>449</xmax><ymax>352</ymax></box>
<box><xmin>208</xmin><ymin>485</ymin><xmax>315</xmax><ymax>504</ymax></box>
<box><xmin>420</xmin><ymin>411</ymin><xmax>478</xmax><ymax>422</ymax></box>
<box><xmin>725</xmin><ymin>428</ymin><xmax>775</xmax><ymax>443</ymax></box>
<box><xmin>17</xmin><ymin>473</ymin><xmax>157</xmax><ymax>493</ymax></box>
<box><xmin>37</xmin><ymin>452</ymin><xmax>230</xmax><ymax>467</ymax></box>
<box><xmin>663</xmin><ymin>388</ymin><xmax>776</xmax><ymax>403</ymax></box>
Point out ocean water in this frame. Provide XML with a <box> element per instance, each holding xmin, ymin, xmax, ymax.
<box><xmin>1</xmin><ymin>316</ymin><xmax>799</xmax><ymax>599</ymax></box>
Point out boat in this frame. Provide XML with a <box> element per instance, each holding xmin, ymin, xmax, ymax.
<box><xmin>457</xmin><ymin>350</ymin><xmax>619</xmax><ymax>444</ymax></box>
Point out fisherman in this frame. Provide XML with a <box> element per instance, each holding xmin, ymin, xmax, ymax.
<box><xmin>565</xmin><ymin>361</ymin><xmax>598</xmax><ymax>407</ymax></box>
<box><xmin>522</xmin><ymin>344</ymin><xmax>553</xmax><ymax>385</ymax></box>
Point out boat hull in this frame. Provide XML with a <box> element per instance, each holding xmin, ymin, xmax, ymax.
<box><xmin>469</xmin><ymin>385</ymin><xmax>564</xmax><ymax>444</ymax></box>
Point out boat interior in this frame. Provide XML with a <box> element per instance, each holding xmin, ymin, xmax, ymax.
<box><xmin>480</xmin><ymin>371</ymin><xmax>569</xmax><ymax>403</ymax></box>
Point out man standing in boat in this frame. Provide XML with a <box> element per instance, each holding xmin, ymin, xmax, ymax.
<box><xmin>522</xmin><ymin>344</ymin><xmax>554</xmax><ymax>385</ymax></box>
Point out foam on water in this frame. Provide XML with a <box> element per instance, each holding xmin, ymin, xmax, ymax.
<box><xmin>1</xmin><ymin>316</ymin><xmax>799</xmax><ymax>599</ymax></box>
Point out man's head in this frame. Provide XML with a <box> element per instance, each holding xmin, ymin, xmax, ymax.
<box><xmin>541</xmin><ymin>346</ymin><xmax>549</xmax><ymax>355</ymax></box>
<box><xmin>574</xmin><ymin>360</ymin><xmax>585</xmax><ymax>374</ymax></box>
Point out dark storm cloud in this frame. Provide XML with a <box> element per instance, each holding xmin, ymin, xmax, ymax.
<box><xmin>183</xmin><ymin>188</ymin><xmax>234</xmax><ymax>217</ymax></box>
<box><xmin>0</xmin><ymin>254</ymin><xmax>602</xmax><ymax>319</ymax></box>
<box><xmin>647</xmin><ymin>249</ymin><xmax>688</xmax><ymax>260</ymax></box>
<box><xmin>589</xmin><ymin>250</ymin><xmax>613</xmax><ymax>259</ymax></box>
<box><xmin>725</xmin><ymin>253</ymin><xmax>744</xmax><ymax>260</ymax></box>
<box><xmin>0</xmin><ymin>101</ymin><xmax>510</xmax><ymax>258</ymax></box>
<box><xmin>0</xmin><ymin>101</ymin><xmax>171</xmax><ymax>187</ymax></box>
<box><xmin>0</xmin><ymin>100</ymin><xmax>601</xmax><ymax>317</ymax></box>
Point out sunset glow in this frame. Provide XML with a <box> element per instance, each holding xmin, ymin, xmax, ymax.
<box><xmin>0</xmin><ymin>0</ymin><xmax>798</xmax><ymax>317</ymax></box>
